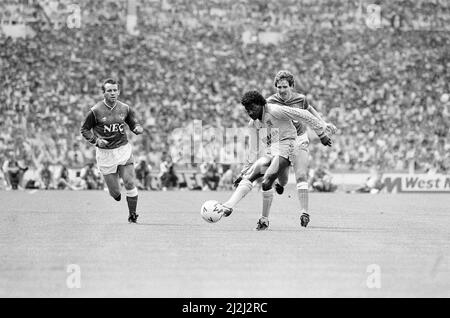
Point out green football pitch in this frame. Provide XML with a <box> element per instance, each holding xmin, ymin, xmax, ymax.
<box><xmin>0</xmin><ymin>190</ymin><xmax>448</xmax><ymax>297</ymax></box>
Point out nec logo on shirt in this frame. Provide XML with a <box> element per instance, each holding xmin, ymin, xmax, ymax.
<box><xmin>104</xmin><ymin>123</ymin><xmax>125</xmax><ymax>134</ymax></box>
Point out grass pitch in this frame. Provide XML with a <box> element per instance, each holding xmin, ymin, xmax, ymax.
<box><xmin>0</xmin><ymin>189</ymin><xmax>448</xmax><ymax>297</ymax></box>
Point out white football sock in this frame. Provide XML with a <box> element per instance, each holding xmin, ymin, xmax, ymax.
<box><xmin>297</xmin><ymin>181</ymin><xmax>309</xmax><ymax>213</ymax></box>
<box><xmin>261</xmin><ymin>188</ymin><xmax>274</xmax><ymax>218</ymax></box>
<box><xmin>224</xmin><ymin>179</ymin><xmax>253</xmax><ymax>208</ymax></box>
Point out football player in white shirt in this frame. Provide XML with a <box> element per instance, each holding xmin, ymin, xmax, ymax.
<box><xmin>216</xmin><ymin>90</ymin><xmax>333</xmax><ymax>230</ymax></box>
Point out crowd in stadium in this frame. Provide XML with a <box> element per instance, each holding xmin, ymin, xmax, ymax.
<box><xmin>1</xmin><ymin>0</ymin><xmax>449</xmax><ymax>190</ymax></box>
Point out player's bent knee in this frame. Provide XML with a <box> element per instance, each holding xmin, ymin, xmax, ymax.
<box><xmin>123</xmin><ymin>180</ymin><xmax>136</xmax><ymax>191</ymax></box>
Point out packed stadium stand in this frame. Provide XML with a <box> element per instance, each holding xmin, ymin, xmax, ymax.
<box><xmin>1</xmin><ymin>0</ymin><xmax>449</xmax><ymax>189</ymax></box>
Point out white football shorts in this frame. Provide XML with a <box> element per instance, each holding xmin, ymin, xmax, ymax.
<box><xmin>96</xmin><ymin>143</ymin><xmax>134</xmax><ymax>175</ymax></box>
<box><xmin>265</xmin><ymin>138</ymin><xmax>296</xmax><ymax>162</ymax></box>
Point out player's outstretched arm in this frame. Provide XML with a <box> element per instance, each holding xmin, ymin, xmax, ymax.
<box><xmin>307</xmin><ymin>104</ymin><xmax>325</xmax><ymax>123</ymax></box>
<box><xmin>307</xmin><ymin>104</ymin><xmax>337</xmax><ymax>136</ymax></box>
<box><xmin>278</xmin><ymin>105</ymin><xmax>333</xmax><ymax>146</ymax></box>
<box><xmin>277</xmin><ymin>105</ymin><xmax>327</xmax><ymax>136</ymax></box>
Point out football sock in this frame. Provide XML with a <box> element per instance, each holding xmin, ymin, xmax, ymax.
<box><xmin>297</xmin><ymin>182</ymin><xmax>309</xmax><ymax>214</ymax></box>
<box><xmin>224</xmin><ymin>179</ymin><xmax>253</xmax><ymax>208</ymax></box>
<box><xmin>261</xmin><ymin>188</ymin><xmax>274</xmax><ymax>218</ymax></box>
<box><xmin>126</xmin><ymin>187</ymin><xmax>138</xmax><ymax>214</ymax></box>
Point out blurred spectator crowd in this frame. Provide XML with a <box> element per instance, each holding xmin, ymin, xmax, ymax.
<box><xmin>1</xmin><ymin>0</ymin><xmax>449</xmax><ymax>190</ymax></box>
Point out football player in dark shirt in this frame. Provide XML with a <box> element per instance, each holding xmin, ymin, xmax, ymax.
<box><xmin>267</xmin><ymin>70</ymin><xmax>337</xmax><ymax>227</ymax></box>
<box><xmin>81</xmin><ymin>79</ymin><xmax>144</xmax><ymax>223</ymax></box>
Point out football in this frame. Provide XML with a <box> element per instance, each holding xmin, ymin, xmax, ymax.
<box><xmin>200</xmin><ymin>200</ymin><xmax>223</xmax><ymax>223</ymax></box>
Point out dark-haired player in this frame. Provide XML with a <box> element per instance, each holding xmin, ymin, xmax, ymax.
<box><xmin>80</xmin><ymin>79</ymin><xmax>143</xmax><ymax>223</ymax></box>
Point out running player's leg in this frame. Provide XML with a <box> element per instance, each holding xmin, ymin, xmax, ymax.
<box><xmin>97</xmin><ymin>146</ymin><xmax>122</xmax><ymax>201</ymax></box>
<box><xmin>256</xmin><ymin>155</ymin><xmax>291</xmax><ymax>230</ymax></box>
<box><xmin>118</xmin><ymin>161</ymin><xmax>139</xmax><ymax>223</ymax></box>
<box><xmin>218</xmin><ymin>155</ymin><xmax>271</xmax><ymax>216</ymax></box>
<box><xmin>274</xmin><ymin>142</ymin><xmax>295</xmax><ymax>195</ymax></box>
<box><xmin>103</xmin><ymin>172</ymin><xmax>122</xmax><ymax>201</ymax></box>
<box><xmin>293</xmin><ymin>142</ymin><xmax>311</xmax><ymax>227</ymax></box>
<box><xmin>277</xmin><ymin>165</ymin><xmax>289</xmax><ymax>187</ymax></box>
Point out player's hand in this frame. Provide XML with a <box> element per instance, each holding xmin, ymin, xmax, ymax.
<box><xmin>325</xmin><ymin>123</ymin><xmax>337</xmax><ymax>135</ymax></box>
<box><xmin>233</xmin><ymin>175</ymin><xmax>243</xmax><ymax>188</ymax></box>
<box><xmin>96</xmin><ymin>138</ymin><xmax>109</xmax><ymax>147</ymax></box>
<box><xmin>133</xmin><ymin>126</ymin><xmax>144</xmax><ymax>135</ymax></box>
<box><xmin>318</xmin><ymin>133</ymin><xmax>332</xmax><ymax>147</ymax></box>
